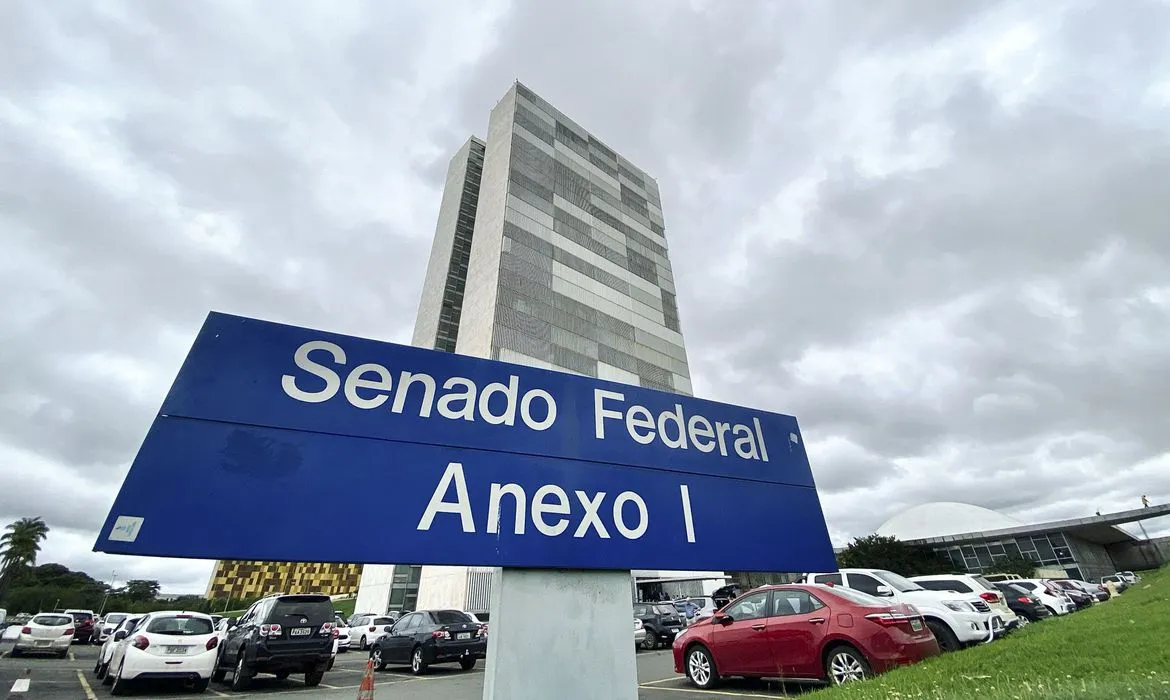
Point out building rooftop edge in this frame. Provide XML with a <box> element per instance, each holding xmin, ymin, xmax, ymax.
<box><xmin>899</xmin><ymin>502</ymin><xmax>1170</xmax><ymax>546</ymax></box>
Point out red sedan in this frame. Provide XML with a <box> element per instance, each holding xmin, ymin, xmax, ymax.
<box><xmin>672</xmin><ymin>583</ymin><xmax>940</xmax><ymax>688</ymax></box>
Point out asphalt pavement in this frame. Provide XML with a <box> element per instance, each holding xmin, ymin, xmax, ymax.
<box><xmin>1</xmin><ymin>635</ymin><xmax>820</xmax><ymax>699</ymax></box>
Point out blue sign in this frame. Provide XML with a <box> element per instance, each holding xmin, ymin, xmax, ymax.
<box><xmin>96</xmin><ymin>312</ymin><xmax>837</xmax><ymax>573</ymax></box>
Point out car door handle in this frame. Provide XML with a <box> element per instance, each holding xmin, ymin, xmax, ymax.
<box><xmin>808</xmin><ymin>618</ymin><xmax>826</xmax><ymax>624</ymax></box>
<box><xmin>751</xmin><ymin>624</ymin><xmax>766</xmax><ymax>631</ymax></box>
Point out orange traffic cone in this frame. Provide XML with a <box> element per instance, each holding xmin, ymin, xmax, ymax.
<box><xmin>356</xmin><ymin>657</ymin><xmax>375</xmax><ymax>699</ymax></box>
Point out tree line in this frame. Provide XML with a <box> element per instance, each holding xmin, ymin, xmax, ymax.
<box><xmin>835</xmin><ymin>533</ymin><xmax>1038</xmax><ymax>578</ymax></box>
<box><xmin>0</xmin><ymin>517</ymin><xmax>264</xmax><ymax>616</ymax></box>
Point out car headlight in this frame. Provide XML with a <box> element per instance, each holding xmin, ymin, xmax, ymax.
<box><xmin>942</xmin><ymin>600</ymin><xmax>975</xmax><ymax>612</ymax></box>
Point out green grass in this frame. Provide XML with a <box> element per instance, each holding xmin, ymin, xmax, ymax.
<box><xmin>815</xmin><ymin>567</ymin><xmax>1170</xmax><ymax>699</ymax></box>
<box><xmin>332</xmin><ymin>597</ymin><xmax>356</xmax><ymax>618</ymax></box>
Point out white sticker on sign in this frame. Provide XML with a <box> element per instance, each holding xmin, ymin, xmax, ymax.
<box><xmin>109</xmin><ymin>516</ymin><xmax>145</xmax><ymax>543</ymax></box>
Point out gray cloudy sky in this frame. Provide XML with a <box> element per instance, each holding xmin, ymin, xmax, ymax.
<box><xmin>3</xmin><ymin>0</ymin><xmax>1169</xmax><ymax>593</ymax></box>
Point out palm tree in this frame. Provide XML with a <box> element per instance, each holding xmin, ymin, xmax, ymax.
<box><xmin>0</xmin><ymin>517</ymin><xmax>50</xmax><ymax>575</ymax></box>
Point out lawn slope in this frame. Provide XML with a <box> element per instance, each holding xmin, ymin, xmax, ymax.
<box><xmin>817</xmin><ymin>567</ymin><xmax>1170</xmax><ymax>699</ymax></box>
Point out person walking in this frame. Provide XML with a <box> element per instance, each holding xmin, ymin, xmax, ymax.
<box><xmin>1142</xmin><ymin>494</ymin><xmax>1150</xmax><ymax>508</ymax></box>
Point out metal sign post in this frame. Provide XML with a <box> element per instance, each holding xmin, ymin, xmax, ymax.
<box><xmin>95</xmin><ymin>312</ymin><xmax>839</xmax><ymax>699</ymax></box>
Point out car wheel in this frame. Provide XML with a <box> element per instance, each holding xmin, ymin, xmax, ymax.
<box><xmin>360</xmin><ymin>635</ymin><xmax>368</xmax><ymax>650</ymax></box>
<box><xmin>411</xmin><ymin>646</ymin><xmax>428</xmax><ymax>675</ymax></box>
<box><xmin>1016</xmin><ymin>616</ymin><xmax>1030</xmax><ymax>628</ymax></box>
<box><xmin>825</xmin><ymin>645</ymin><xmax>871</xmax><ymax>686</ymax></box>
<box><xmin>925</xmin><ymin>620</ymin><xmax>960</xmax><ymax>653</ymax></box>
<box><xmin>230</xmin><ymin>653</ymin><xmax>252</xmax><ymax>691</ymax></box>
<box><xmin>460</xmin><ymin>656</ymin><xmax>476</xmax><ymax>671</ymax></box>
<box><xmin>640</xmin><ymin>630</ymin><xmax>657</xmax><ymax>650</ymax></box>
<box><xmin>685</xmin><ymin>645</ymin><xmax>718</xmax><ymax>689</ymax></box>
<box><xmin>305</xmin><ymin>668</ymin><xmax>325</xmax><ymax>687</ymax></box>
<box><xmin>1045</xmin><ymin>606</ymin><xmax>1057</xmax><ymax>616</ymax></box>
<box><xmin>110</xmin><ymin>660</ymin><xmax>130</xmax><ymax>696</ymax></box>
<box><xmin>371</xmin><ymin>646</ymin><xmax>386</xmax><ymax>671</ymax></box>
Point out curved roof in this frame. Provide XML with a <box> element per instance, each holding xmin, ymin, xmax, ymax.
<box><xmin>876</xmin><ymin>502</ymin><xmax>1025</xmax><ymax>541</ymax></box>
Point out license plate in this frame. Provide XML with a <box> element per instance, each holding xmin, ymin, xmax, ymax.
<box><xmin>290</xmin><ymin>628</ymin><xmax>311</xmax><ymax>637</ymax></box>
<box><xmin>457</xmin><ymin>632</ymin><xmax>471</xmax><ymax>640</ymax></box>
<box><xmin>35</xmin><ymin>640</ymin><xmax>50</xmax><ymax>646</ymax></box>
<box><xmin>910</xmin><ymin>619</ymin><xmax>923</xmax><ymax>631</ymax></box>
<box><xmin>669</xmin><ymin>628</ymin><xmax>679</xmax><ymax>633</ymax></box>
<box><xmin>165</xmin><ymin>646</ymin><xmax>187</xmax><ymax>655</ymax></box>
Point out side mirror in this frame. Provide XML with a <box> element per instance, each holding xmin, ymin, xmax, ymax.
<box><xmin>713</xmin><ymin>613</ymin><xmax>733</xmax><ymax>625</ymax></box>
<box><xmin>113</xmin><ymin>630</ymin><xmax>128</xmax><ymax>641</ymax></box>
<box><xmin>226</xmin><ymin>617</ymin><xmax>238</xmax><ymax>627</ymax></box>
<box><xmin>383</xmin><ymin>625</ymin><xmax>393</xmax><ymax>633</ymax></box>
<box><xmin>874</xmin><ymin>585</ymin><xmax>894</xmax><ymax>596</ymax></box>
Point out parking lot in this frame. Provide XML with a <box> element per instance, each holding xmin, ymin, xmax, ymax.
<box><xmin>0</xmin><ymin>638</ymin><xmax>819</xmax><ymax>700</ymax></box>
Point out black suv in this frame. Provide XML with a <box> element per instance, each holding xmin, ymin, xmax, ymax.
<box><xmin>213</xmin><ymin>594</ymin><xmax>335</xmax><ymax>690</ymax></box>
<box><xmin>633</xmin><ymin>602</ymin><xmax>685</xmax><ymax>650</ymax></box>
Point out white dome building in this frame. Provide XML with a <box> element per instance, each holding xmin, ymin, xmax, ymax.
<box><xmin>876</xmin><ymin>502</ymin><xmax>1025</xmax><ymax>541</ymax></box>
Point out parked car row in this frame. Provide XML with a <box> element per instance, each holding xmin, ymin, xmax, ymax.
<box><xmin>670</xmin><ymin>566</ymin><xmax>1127</xmax><ymax>691</ymax></box>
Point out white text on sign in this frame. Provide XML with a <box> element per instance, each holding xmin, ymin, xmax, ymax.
<box><xmin>416</xmin><ymin>463</ymin><xmax>697</xmax><ymax>543</ymax></box>
<box><xmin>281</xmin><ymin>340</ymin><xmax>770</xmax><ymax>462</ymax></box>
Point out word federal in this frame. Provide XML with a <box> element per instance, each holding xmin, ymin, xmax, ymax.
<box><xmin>281</xmin><ymin>339</ymin><xmax>771</xmax><ymax>462</ymax></box>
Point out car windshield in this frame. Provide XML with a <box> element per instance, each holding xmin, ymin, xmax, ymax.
<box><xmin>653</xmin><ymin>604</ymin><xmax>677</xmax><ymax>615</ymax></box>
<box><xmin>872</xmin><ymin>570</ymin><xmax>925</xmax><ymax>592</ymax></box>
<box><xmin>998</xmin><ymin>583</ymin><xmax>1029</xmax><ymax>596</ymax></box>
<box><xmin>372</xmin><ymin>617</ymin><xmax>396</xmax><ymax>626</ymax></box>
<box><xmin>105</xmin><ymin>614</ymin><xmax>127</xmax><ymax>625</ymax></box>
<box><xmin>431</xmin><ymin>610</ymin><xmax>472</xmax><ymax>625</ymax></box>
<box><xmin>70</xmin><ymin>612</ymin><xmax>94</xmax><ymax>622</ymax></box>
<box><xmin>145</xmin><ymin>616</ymin><xmax>213</xmax><ymax>636</ymax></box>
<box><xmin>268</xmin><ymin>597</ymin><xmax>334</xmax><ymax>625</ymax></box>
<box><xmin>822</xmin><ymin>586</ymin><xmax>887</xmax><ymax>607</ymax></box>
<box><xmin>32</xmin><ymin>615</ymin><xmax>72</xmax><ymax>626</ymax></box>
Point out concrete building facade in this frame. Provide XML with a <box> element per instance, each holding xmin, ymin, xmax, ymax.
<box><xmin>875</xmin><ymin>501</ymin><xmax>1170</xmax><ymax>583</ymax></box>
<box><xmin>354</xmin><ymin>81</ymin><xmax>722</xmax><ymax>617</ymax></box>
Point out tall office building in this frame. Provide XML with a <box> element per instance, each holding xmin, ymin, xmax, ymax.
<box><xmin>353</xmin><ymin>82</ymin><xmax>722</xmax><ymax>617</ymax></box>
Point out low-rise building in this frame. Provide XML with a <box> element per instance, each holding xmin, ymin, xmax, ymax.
<box><xmin>873</xmin><ymin>501</ymin><xmax>1170</xmax><ymax>582</ymax></box>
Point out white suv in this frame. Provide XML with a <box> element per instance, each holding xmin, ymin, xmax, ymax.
<box><xmin>803</xmin><ymin>569</ymin><xmax>1005</xmax><ymax>652</ymax></box>
<box><xmin>910</xmin><ymin>574</ymin><xmax>1020</xmax><ymax>628</ymax></box>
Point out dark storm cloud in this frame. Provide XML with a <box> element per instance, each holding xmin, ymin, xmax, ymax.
<box><xmin>2</xmin><ymin>0</ymin><xmax>1169</xmax><ymax>593</ymax></box>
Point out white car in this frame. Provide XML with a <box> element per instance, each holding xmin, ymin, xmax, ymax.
<box><xmin>1012</xmin><ymin>579</ymin><xmax>1075</xmax><ymax>615</ymax></box>
<box><xmin>333</xmin><ymin>616</ymin><xmax>351</xmax><ymax>651</ymax></box>
<box><xmin>10</xmin><ymin>613</ymin><xmax>75</xmax><ymax>658</ymax></box>
<box><xmin>634</xmin><ymin>618</ymin><xmax>646</xmax><ymax>648</ymax></box>
<box><xmin>94</xmin><ymin>612</ymin><xmax>131</xmax><ymax>645</ymax></box>
<box><xmin>804</xmin><ymin>568</ymin><xmax>1006</xmax><ymax>651</ymax></box>
<box><xmin>104</xmin><ymin>611</ymin><xmax>218</xmax><ymax>694</ymax></box>
<box><xmin>910</xmin><ymin>574</ymin><xmax>1021</xmax><ymax>628</ymax></box>
<box><xmin>95</xmin><ymin>615</ymin><xmax>143</xmax><ymax>680</ymax></box>
<box><xmin>348</xmin><ymin>614</ymin><xmax>397</xmax><ymax>651</ymax></box>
